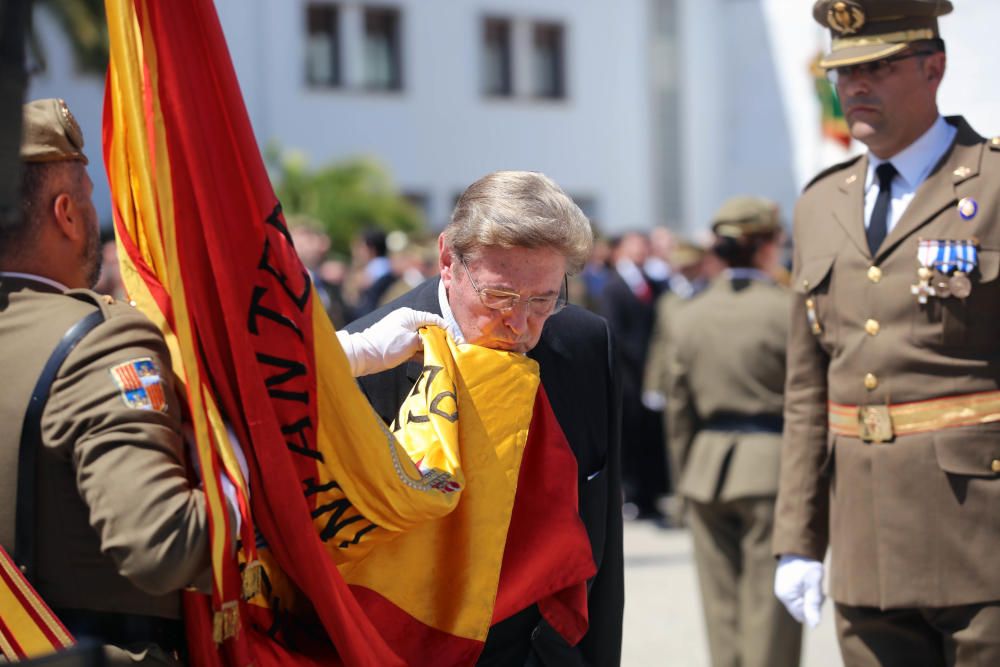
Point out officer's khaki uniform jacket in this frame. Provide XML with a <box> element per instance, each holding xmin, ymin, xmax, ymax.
<box><xmin>773</xmin><ymin>117</ymin><xmax>1000</xmax><ymax>609</ymax></box>
<box><xmin>666</xmin><ymin>276</ymin><xmax>790</xmax><ymax>502</ymax></box>
<box><xmin>0</xmin><ymin>277</ymin><xmax>210</xmax><ymax>620</ymax></box>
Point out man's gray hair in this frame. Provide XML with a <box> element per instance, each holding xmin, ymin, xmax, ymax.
<box><xmin>443</xmin><ymin>171</ymin><xmax>593</xmax><ymax>275</ymax></box>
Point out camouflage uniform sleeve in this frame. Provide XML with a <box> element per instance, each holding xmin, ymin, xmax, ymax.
<box><xmin>41</xmin><ymin>302</ymin><xmax>210</xmax><ymax>595</ymax></box>
<box><xmin>772</xmin><ymin>203</ymin><xmax>833</xmax><ymax>561</ymax></box>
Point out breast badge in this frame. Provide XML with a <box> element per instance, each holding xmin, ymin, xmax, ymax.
<box><xmin>958</xmin><ymin>197</ymin><xmax>978</xmax><ymax>221</ymax></box>
<box><xmin>109</xmin><ymin>357</ymin><xmax>168</xmax><ymax>412</ymax></box>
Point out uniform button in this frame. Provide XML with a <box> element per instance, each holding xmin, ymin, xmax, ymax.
<box><xmin>864</xmin><ymin>373</ymin><xmax>879</xmax><ymax>390</ymax></box>
<box><xmin>867</xmin><ymin>266</ymin><xmax>882</xmax><ymax>283</ymax></box>
<box><xmin>865</xmin><ymin>319</ymin><xmax>880</xmax><ymax>336</ymax></box>
<box><xmin>992</xmin><ymin>459</ymin><xmax>1000</xmax><ymax>473</ymax></box>
<box><xmin>18</xmin><ymin>564</ymin><xmax>27</xmax><ymax>574</ymax></box>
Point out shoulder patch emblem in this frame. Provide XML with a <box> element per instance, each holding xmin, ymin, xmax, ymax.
<box><xmin>110</xmin><ymin>357</ymin><xmax>168</xmax><ymax>412</ymax></box>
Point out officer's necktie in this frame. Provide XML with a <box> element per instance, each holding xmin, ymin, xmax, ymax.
<box><xmin>867</xmin><ymin>162</ymin><xmax>897</xmax><ymax>255</ymax></box>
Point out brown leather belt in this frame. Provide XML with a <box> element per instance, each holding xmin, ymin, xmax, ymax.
<box><xmin>828</xmin><ymin>390</ymin><xmax>1000</xmax><ymax>443</ymax></box>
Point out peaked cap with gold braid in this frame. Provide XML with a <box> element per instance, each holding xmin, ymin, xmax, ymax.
<box><xmin>813</xmin><ymin>0</ymin><xmax>953</xmax><ymax>69</ymax></box>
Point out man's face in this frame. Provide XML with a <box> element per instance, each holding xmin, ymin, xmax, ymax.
<box><xmin>439</xmin><ymin>237</ymin><xmax>567</xmax><ymax>353</ymax></box>
<box><xmin>834</xmin><ymin>49</ymin><xmax>945</xmax><ymax>159</ymax></box>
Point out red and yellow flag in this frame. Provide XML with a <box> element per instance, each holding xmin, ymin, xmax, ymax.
<box><xmin>103</xmin><ymin>0</ymin><xmax>595</xmax><ymax>664</ymax></box>
<box><xmin>0</xmin><ymin>546</ymin><xmax>74</xmax><ymax>661</ymax></box>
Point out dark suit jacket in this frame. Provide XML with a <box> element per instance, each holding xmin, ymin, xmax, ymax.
<box><xmin>597</xmin><ymin>269</ymin><xmax>657</xmax><ymax>403</ymax></box>
<box><xmin>346</xmin><ymin>277</ymin><xmax>624</xmax><ymax>666</ymax></box>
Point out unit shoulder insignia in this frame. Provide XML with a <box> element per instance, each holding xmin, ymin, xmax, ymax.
<box><xmin>109</xmin><ymin>357</ymin><xmax>168</xmax><ymax>412</ymax></box>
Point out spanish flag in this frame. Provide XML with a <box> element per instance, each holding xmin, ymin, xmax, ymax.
<box><xmin>102</xmin><ymin>0</ymin><xmax>592</xmax><ymax>665</ymax></box>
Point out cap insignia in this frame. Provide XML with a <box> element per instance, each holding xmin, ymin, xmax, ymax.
<box><xmin>828</xmin><ymin>1</ymin><xmax>866</xmax><ymax>35</ymax></box>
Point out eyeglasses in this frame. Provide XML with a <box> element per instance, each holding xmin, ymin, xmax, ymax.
<box><xmin>459</xmin><ymin>256</ymin><xmax>568</xmax><ymax>316</ymax></box>
<box><xmin>827</xmin><ymin>51</ymin><xmax>935</xmax><ymax>84</ymax></box>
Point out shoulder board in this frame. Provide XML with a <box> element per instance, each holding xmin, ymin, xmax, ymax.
<box><xmin>65</xmin><ymin>289</ymin><xmax>113</xmax><ymax>321</ymax></box>
<box><xmin>802</xmin><ymin>154</ymin><xmax>864</xmax><ymax>192</ymax></box>
<box><xmin>989</xmin><ymin>136</ymin><xmax>1000</xmax><ymax>152</ymax></box>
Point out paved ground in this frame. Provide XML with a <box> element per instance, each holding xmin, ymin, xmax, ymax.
<box><xmin>622</xmin><ymin>520</ymin><xmax>842</xmax><ymax>666</ymax></box>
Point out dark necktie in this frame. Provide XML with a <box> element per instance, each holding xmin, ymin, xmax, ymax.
<box><xmin>867</xmin><ymin>162</ymin><xmax>897</xmax><ymax>255</ymax></box>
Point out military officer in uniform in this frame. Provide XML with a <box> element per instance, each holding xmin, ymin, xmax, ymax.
<box><xmin>666</xmin><ymin>197</ymin><xmax>800</xmax><ymax>667</ymax></box>
<box><xmin>772</xmin><ymin>2</ymin><xmax>1000</xmax><ymax>665</ymax></box>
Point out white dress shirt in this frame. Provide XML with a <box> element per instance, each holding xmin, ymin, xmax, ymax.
<box><xmin>864</xmin><ymin>115</ymin><xmax>956</xmax><ymax>234</ymax></box>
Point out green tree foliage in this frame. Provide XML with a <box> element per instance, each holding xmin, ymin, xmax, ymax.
<box><xmin>269</xmin><ymin>147</ymin><xmax>426</xmax><ymax>257</ymax></box>
<box><xmin>33</xmin><ymin>0</ymin><xmax>109</xmax><ymax>75</ymax></box>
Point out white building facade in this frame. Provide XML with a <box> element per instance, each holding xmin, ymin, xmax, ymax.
<box><xmin>26</xmin><ymin>1</ymin><xmax>1000</xmax><ymax>238</ymax></box>
<box><xmin>213</xmin><ymin>0</ymin><xmax>662</xmax><ymax>233</ymax></box>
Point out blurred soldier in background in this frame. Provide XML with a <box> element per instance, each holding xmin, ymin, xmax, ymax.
<box><xmin>1</xmin><ymin>98</ymin><xmax>215</xmax><ymax>666</ymax></box>
<box><xmin>666</xmin><ymin>197</ymin><xmax>799</xmax><ymax>667</ymax></box>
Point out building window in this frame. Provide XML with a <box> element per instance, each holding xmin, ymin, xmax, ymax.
<box><xmin>306</xmin><ymin>4</ymin><xmax>341</xmax><ymax>87</ymax></box>
<box><xmin>363</xmin><ymin>7</ymin><xmax>402</xmax><ymax>90</ymax></box>
<box><xmin>532</xmin><ymin>23</ymin><xmax>565</xmax><ymax>99</ymax></box>
<box><xmin>482</xmin><ymin>18</ymin><xmax>513</xmax><ymax>97</ymax></box>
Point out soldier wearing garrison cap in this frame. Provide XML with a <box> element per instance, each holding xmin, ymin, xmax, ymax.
<box><xmin>773</xmin><ymin>2</ymin><xmax>1000</xmax><ymax>664</ymax></box>
<box><xmin>0</xmin><ymin>99</ymin><xmax>218</xmax><ymax>665</ymax></box>
<box><xmin>663</xmin><ymin>197</ymin><xmax>798</xmax><ymax>667</ymax></box>
<box><xmin>0</xmin><ymin>100</ymin><xmax>440</xmax><ymax>665</ymax></box>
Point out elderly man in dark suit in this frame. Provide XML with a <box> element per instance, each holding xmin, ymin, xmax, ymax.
<box><xmin>347</xmin><ymin>170</ymin><xmax>624</xmax><ymax>667</ymax></box>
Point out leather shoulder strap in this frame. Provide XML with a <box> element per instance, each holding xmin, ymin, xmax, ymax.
<box><xmin>15</xmin><ymin>308</ymin><xmax>106</xmax><ymax>581</ymax></box>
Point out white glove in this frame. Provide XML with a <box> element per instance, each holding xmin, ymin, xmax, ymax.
<box><xmin>641</xmin><ymin>390</ymin><xmax>666</xmax><ymax>411</ymax></box>
<box><xmin>774</xmin><ymin>554</ymin><xmax>825</xmax><ymax>628</ymax></box>
<box><xmin>336</xmin><ymin>307</ymin><xmax>447</xmax><ymax>377</ymax></box>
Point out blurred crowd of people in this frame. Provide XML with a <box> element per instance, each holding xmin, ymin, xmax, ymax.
<box><xmin>574</xmin><ymin>223</ymin><xmax>790</xmax><ymax>526</ymax></box>
<box><xmin>93</xmin><ymin>219</ymin><xmax>443</xmax><ymax>331</ymax></box>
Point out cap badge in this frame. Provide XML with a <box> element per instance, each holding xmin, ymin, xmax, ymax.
<box><xmin>828</xmin><ymin>1</ymin><xmax>866</xmax><ymax>35</ymax></box>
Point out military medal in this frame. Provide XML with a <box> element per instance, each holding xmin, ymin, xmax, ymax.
<box><xmin>914</xmin><ymin>239</ymin><xmax>978</xmax><ymax>302</ymax></box>
<box><xmin>911</xmin><ymin>246</ymin><xmax>937</xmax><ymax>304</ymax></box>
<box><xmin>943</xmin><ymin>240</ymin><xmax>977</xmax><ymax>299</ymax></box>
<box><xmin>932</xmin><ymin>275</ymin><xmax>951</xmax><ymax>298</ymax></box>
<box><xmin>948</xmin><ymin>272</ymin><xmax>972</xmax><ymax>298</ymax></box>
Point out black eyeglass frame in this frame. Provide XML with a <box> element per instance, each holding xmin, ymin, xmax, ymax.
<box><xmin>458</xmin><ymin>255</ymin><xmax>568</xmax><ymax>316</ymax></box>
<box><xmin>826</xmin><ymin>50</ymin><xmax>936</xmax><ymax>84</ymax></box>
